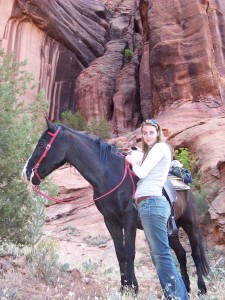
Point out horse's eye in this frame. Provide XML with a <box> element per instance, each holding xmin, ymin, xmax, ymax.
<box><xmin>37</xmin><ymin>140</ymin><xmax>46</xmax><ymax>148</ymax></box>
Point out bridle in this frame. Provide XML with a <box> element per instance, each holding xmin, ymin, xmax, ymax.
<box><xmin>31</xmin><ymin>127</ymin><xmax>136</xmax><ymax>205</ymax></box>
<box><xmin>32</xmin><ymin>127</ymin><xmax>61</xmax><ymax>182</ymax></box>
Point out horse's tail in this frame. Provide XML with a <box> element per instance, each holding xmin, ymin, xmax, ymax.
<box><xmin>199</xmin><ymin>232</ymin><xmax>211</xmax><ymax>277</ymax></box>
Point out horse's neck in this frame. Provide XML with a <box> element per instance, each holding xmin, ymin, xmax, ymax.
<box><xmin>65</xmin><ymin>131</ymin><xmax>108</xmax><ymax>187</ymax></box>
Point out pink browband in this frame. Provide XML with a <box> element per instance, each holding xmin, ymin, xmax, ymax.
<box><xmin>33</xmin><ymin>127</ymin><xmax>61</xmax><ymax>182</ymax></box>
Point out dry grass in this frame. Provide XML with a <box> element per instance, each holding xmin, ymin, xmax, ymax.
<box><xmin>0</xmin><ymin>238</ymin><xmax>225</xmax><ymax>299</ymax></box>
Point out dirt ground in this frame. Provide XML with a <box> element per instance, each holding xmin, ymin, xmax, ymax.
<box><xmin>0</xmin><ymin>202</ymin><xmax>157</xmax><ymax>299</ymax></box>
<box><xmin>1</xmin><ymin>198</ymin><xmax>225</xmax><ymax>300</ymax></box>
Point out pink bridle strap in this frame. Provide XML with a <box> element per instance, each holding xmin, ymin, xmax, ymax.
<box><xmin>33</xmin><ymin>127</ymin><xmax>61</xmax><ymax>181</ymax></box>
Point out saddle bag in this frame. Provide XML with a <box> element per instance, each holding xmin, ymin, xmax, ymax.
<box><xmin>169</xmin><ymin>165</ymin><xmax>193</xmax><ymax>184</ymax></box>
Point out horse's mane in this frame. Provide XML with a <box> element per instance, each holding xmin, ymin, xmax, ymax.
<box><xmin>58</xmin><ymin>123</ymin><xmax>119</xmax><ymax>163</ymax></box>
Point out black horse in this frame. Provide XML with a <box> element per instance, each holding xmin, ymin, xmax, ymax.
<box><xmin>22</xmin><ymin>120</ymin><xmax>210</xmax><ymax>295</ymax></box>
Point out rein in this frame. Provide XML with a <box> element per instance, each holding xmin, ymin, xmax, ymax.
<box><xmin>32</xmin><ymin>127</ymin><xmax>136</xmax><ymax>206</ymax></box>
<box><xmin>33</xmin><ymin>161</ymin><xmax>135</xmax><ymax>206</ymax></box>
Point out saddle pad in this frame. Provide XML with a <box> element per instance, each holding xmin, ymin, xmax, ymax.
<box><xmin>169</xmin><ymin>176</ymin><xmax>190</xmax><ymax>190</ymax></box>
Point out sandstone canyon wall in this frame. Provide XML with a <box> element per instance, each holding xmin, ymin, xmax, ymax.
<box><xmin>0</xmin><ymin>0</ymin><xmax>109</xmax><ymax>119</ymax></box>
<box><xmin>1</xmin><ymin>0</ymin><xmax>225</xmax><ymax>244</ymax></box>
<box><xmin>1</xmin><ymin>0</ymin><xmax>225</xmax><ymax>130</ymax></box>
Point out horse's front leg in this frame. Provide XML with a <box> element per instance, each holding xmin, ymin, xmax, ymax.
<box><xmin>123</xmin><ymin>217</ymin><xmax>138</xmax><ymax>294</ymax></box>
<box><xmin>104</xmin><ymin>218</ymin><xmax>128</xmax><ymax>290</ymax></box>
<box><xmin>104</xmin><ymin>218</ymin><xmax>137</xmax><ymax>292</ymax></box>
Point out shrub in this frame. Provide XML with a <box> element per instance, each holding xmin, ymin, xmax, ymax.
<box><xmin>59</xmin><ymin>111</ymin><xmax>111</xmax><ymax>139</ymax></box>
<box><xmin>192</xmin><ymin>174</ymin><xmax>219</xmax><ymax>215</ymax></box>
<box><xmin>124</xmin><ymin>48</ymin><xmax>134</xmax><ymax>63</ymax></box>
<box><xmin>63</xmin><ymin>225</ymin><xmax>80</xmax><ymax>237</ymax></box>
<box><xmin>60</xmin><ymin>110</ymin><xmax>86</xmax><ymax>131</ymax></box>
<box><xmin>83</xmin><ymin>234</ymin><xmax>110</xmax><ymax>247</ymax></box>
<box><xmin>85</xmin><ymin>117</ymin><xmax>111</xmax><ymax>139</ymax></box>
<box><xmin>174</xmin><ymin>147</ymin><xmax>194</xmax><ymax>171</ymax></box>
<box><xmin>193</xmin><ymin>188</ymin><xmax>210</xmax><ymax>215</ymax></box>
<box><xmin>173</xmin><ymin>147</ymin><xmax>218</xmax><ymax>215</ymax></box>
<box><xmin>26</xmin><ymin>195</ymin><xmax>46</xmax><ymax>256</ymax></box>
<box><xmin>28</xmin><ymin>237</ymin><xmax>61</xmax><ymax>284</ymax></box>
<box><xmin>82</xmin><ymin>259</ymin><xmax>99</xmax><ymax>272</ymax></box>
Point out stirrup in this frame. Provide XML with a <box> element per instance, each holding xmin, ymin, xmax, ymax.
<box><xmin>167</xmin><ymin>215</ymin><xmax>178</xmax><ymax>236</ymax></box>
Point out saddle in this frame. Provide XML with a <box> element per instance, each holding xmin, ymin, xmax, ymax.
<box><xmin>163</xmin><ymin>178</ymin><xmax>179</xmax><ymax>237</ymax></box>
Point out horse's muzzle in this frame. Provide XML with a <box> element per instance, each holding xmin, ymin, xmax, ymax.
<box><xmin>21</xmin><ymin>168</ymin><xmax>30</xmax><ymax>186</ymax></box>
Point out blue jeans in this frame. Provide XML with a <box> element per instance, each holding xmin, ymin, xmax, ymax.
<box><xmin>138</xmin><ymin>196</ymin><xmax>189</xmax><ymax>300</ymax></box>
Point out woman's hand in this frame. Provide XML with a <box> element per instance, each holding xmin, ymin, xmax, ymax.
<box><xmin>125</xmin><ymin>154</ymin><xmax>136</xmax><ymax>166</ymax></box>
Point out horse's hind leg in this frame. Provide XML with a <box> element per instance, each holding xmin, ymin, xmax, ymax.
<box><xmin>169</xmin><ymin>235</ymin><xmax>191</xmax><ymax>293</ymax></box>
<box><xmin>181</xmin><ymin>190</ymin><xmax>210</xmax><ymax>295</ymax></box>
<box><xmin>183</xmin><ymin>225</ymin><xmax>209</xmax><ymax>295</ymax></box>
<box><xmin>104</xmin><ymin>218</ymin><xmax>138</xmax><ymax>293</ymax></box>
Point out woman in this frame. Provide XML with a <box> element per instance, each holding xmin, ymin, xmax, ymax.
<box><xmin>125</xmin><ymin>119</ymin><xmax>189</xmax><ymax>300</ymax></box>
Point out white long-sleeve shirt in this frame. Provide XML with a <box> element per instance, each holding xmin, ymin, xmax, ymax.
<box><xmin>132</xmin><ymin>143</ymin><xmax>171</xmax><ymax>198</ymax></box>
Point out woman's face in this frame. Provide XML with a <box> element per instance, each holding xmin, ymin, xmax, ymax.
<box><xmin>142</xmin><ymin>124</ymin><xmax>158</xmax><ymax>147</ymax></box>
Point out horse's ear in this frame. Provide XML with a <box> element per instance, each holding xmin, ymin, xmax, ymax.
<box><xmin>45</xmin><ymin>118</ymin><xmax>56</xmax><ymax>132</ymax></box>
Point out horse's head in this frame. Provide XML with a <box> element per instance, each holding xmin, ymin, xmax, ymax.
<box><xmin>22</xmin><ymin>119</ymin><xmax>66</xmax><ymax>186</ymax></box>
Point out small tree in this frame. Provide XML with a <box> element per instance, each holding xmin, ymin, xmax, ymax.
<box><xmin>0</xmin><ymin>50</ymin><xmax>48</xmax><ymax>243</ymax></box>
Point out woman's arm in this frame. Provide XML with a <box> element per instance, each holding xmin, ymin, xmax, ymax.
<box><xmin>125</xmin><ymin>144</ymin><xmax>165</xmax><ymax>178</ymax></box>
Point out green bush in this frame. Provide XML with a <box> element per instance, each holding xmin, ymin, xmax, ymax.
<box><xmin>192</xmin><ymin>173</ymin><xmax>219</xmax><ymax>215</ymax></box>
<box><xmin>173</xmin><ymin>148</ymin><xmax>216</xmax><ymax>215</ymax></box>
<box><xmin>59</xmin><ymin>111</ymin><xmax>111</xmax><ymax>139</ymax></box>
<box><xmin>82</xmin><ymin>259</ymin><xmax>99</xmax><ymax>272</ymax></box>
<box><xmin>124</xmin><ymin>48</ymin><xmax>134</xmax><ymax>63</ymax></box>
<box><xmin>60</xmin><ymin>110</ymin><xmax>86</xmax><ymax>131</ymax></box>
<box><xmin>29</xmin><ymin>237</ymin><xmax>61</xmax><ymax>284</ymax></box>
<box><xmin>192</xmin><ymin>188</ymin><xmax>209</xmax><ymax>215</ymax></box>
<box><xmin>174</xmin><ymin>147</ymin><xmax>194</xmax><ymax>171</ymax></box>
<box><xmin>83</xmin><ymin>234</ymin><xmax>110</xmax><ymax>247</ymax></box>
<box><xmin>85</xmin><ymin>117</ymin><xmax>111</xmax><ymax>139</ymax></box>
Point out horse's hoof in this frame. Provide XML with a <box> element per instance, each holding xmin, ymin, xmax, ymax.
<box><xmin>120</xmin><ymin>285</ymin><xmax>139</xmax><ymax>296</ymax></box>
<box><xmin>197</xmin><ymin>288</ymin><xmax>207</xmax><ymax>296</ymax></box>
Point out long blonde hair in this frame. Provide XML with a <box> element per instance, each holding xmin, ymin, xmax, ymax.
<box><xmin>141</xmin><ymin>119</ymin><xmax>164</xmax><ymax>162</ymax></box>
